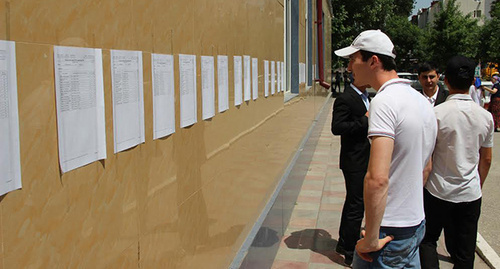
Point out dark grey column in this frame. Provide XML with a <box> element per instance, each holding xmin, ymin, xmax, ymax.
<box><xmin>291</xmin><ymin>0</ymin><xmax>299</xmax><ymax>94</ymax></box>
<box><xmin>307</xmin><ymin>0</ymin><xmax>313</xmax><ymax>86</ymax></box>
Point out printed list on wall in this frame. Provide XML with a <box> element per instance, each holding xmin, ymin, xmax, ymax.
<box><xmin>234</xmin><ymin>56</ymin><xmax>243</xmax><ymax>106</ymax></box>
<box><xmin>54</xmin><ymin>46</ymin><xmax>107</xmax><ymax>173</ymax></box>
<box><xmin>111</xmin><ymin>50</ymin><xmax>145</xmax><ymax>153</ymax></box>
<box><xmin>244</xmin><ymin>55</ymin><xmax>251</xmax><ymax>102</ymax></box>
<box><xmin>252</xmin><ymin>58</ymin><xmax>258</xmax><ymax>100</ymax></box>
<box><xmin>151</xmin><ymin>53</ymin><xmax>176</xmax><ymax>139</ymax></box>
<box><xmin>217</xmin><ymin>55</ymin><xmax>229</xmax><ymax>113</ymax></box>
<box><xmin>0</xmin><ymin>40</ymin><xmax>22</xmax><ymax>195</ymax></box>
<box><xmin>264</xmin><ymin>60</ymin><xmax>269</xmax><ymax>97</ymax></box>
<box><xmin>179</xmin><ymin>54</ymin><xmax>197</xmax><ymax>128</ymax></box>
<box><xmin>271</xmin><ymin>61</ymin><xmax>276</xmax><ymax>95</ymax></box>
<box><xmin>201</xmin><ymin>56</ymin><xmax>215</xmax><ymax>120</ymax></box>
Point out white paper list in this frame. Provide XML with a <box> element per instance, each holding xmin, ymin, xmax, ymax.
<box><xmin>252</xmin><ymin>58</ymin><xmax>258</xmax><ymax>100</ymax></box>
<box><xmin>217</xmin><ymin>55</ymin><xmax>229</xmax><ymax>113</ymax></box>
<box><xmin>151</xmin><ymin>53</ymin><xmax>175</xmax><ymax>139</ymax></box>
<box><xmin>201</xmin><ymin>56</ymin><xmax>215</xmax><ymax>120</ymax></box>
<box><xmin>243</xmin><ymin>55</ymin><xmax>251</xmax><ymax>102</ymax></box>
<box><xmin>234</xmin><ymin>56</ymin><xmax>243</xmax><ymax>106</ymax></box>
<box><xmin>54</xmin><ymin>46</ymin><xmax>106</xmax><ymax>173</ymax></box>
<box><xmin>0</xmin><ymin>40</ymin><xmax>21</xmax><ymax>195</ymax></box>
<box><xmin>281</xmin><ymin>62</ymin><xmax>285</xmax><ymax>90</ymax></box>
<box><xmin>179</xmin><ymin>54</ymin><xmax>197</xmax><ymax>128</ymax></box>
<box><xmin>111</xmin><ymin>50</ymin><xmax>145</xmax><ymax>153</ymax></box>
<box><xmin>277</xmin><ymin>61</ymin><xmax>281</xmax><ymax>92</ymax></box>
<box><xmin>271</xmin><ymin>61</ymin><xmax>276</xmax><ymax>95</ymax></box>
<box><xmin>264</xmin><ymin>60</ymin><xmax>269</xmax><ymax>97</ymax></box>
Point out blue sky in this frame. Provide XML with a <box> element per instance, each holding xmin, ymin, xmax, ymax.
<box><xmin>412</xmin><ymin>0</ymin><xmax>433</xmax><ymax>16</ymax></box>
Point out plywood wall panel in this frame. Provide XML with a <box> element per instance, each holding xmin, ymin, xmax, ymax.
<box><xmin>0</xmin><ymin>0</ymin><xmax>7</xmax><ymax>40</ymax></box>
<box><xmin>0</xmin><ymin>0</ymin><xmax>301</xmax><ymax>267</ymax></box>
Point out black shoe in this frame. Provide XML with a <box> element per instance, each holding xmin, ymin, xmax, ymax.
<box><xmin>495</xmin><ymin>129</ymin><xmax>499</xmax><ymax>132</ymax></box>
<box><xmin>336</xmin><ymin>243</ymin><xmax>353</xmax><ymax>266</ymax></box>
<box><xmin>344</xmin><ymin>253</ymin><xmax>353</xmax><ymax>266</ymax></box>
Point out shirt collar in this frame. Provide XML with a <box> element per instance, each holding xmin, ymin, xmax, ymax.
<box><xmin>423</xmin><ymin>86</ymin><xmax>440</xmax><ymax>105</ymax></box>
<box><xmin>351</xmin><ymin>84</ymin><xmax>368</xmax><ymax>97</ymax></box>
<box><xmin>378</xmin><ymin>78</ymin><xmax>412</xmax><ymax>94</ymax></box>
<box><xmin>447</xmin><ymin>93</ymin><xmax>473</xmax><ymax>101</ymax></box>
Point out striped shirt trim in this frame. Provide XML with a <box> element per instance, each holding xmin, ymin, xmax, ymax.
<box><xmin>378</xmin><ymin>79</ymin><xmax>412</xmax><ymax>94</ymax></box>
<box><xmin>368</xmin><ymin>131</ymin><xmax>395</xmax><ymax>140</ymax></box>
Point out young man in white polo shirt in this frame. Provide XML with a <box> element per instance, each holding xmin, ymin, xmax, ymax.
<box><xmin>420</xmin><ymin>56</ymin><xmax>494</xmax><ymax>269</ymax></box>
<box><xmin>335</xmin><ymin>29</ymin><xmax>437</xmax><ymax>268</ymax></box>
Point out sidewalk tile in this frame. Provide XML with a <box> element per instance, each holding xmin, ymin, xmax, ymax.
<box><xmin>297</xmin><ymin>195</ymin><xmax>322</xmax><ymax>203</ymax></box>
<box><xmin>271</xmin><ymin>260</ymin><xmax>308</xmax><ymax>269</ymax></box>
<box><xmin>289</xmin><ymin>218</ymin><xmax>317</xmax><ymax>228</ymax></box>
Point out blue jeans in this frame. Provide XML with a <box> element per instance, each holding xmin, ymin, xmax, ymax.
<box><xmin>352</xmin><ymin>220</ymin><xmax>425</xmax><ymax>269</ymax></box>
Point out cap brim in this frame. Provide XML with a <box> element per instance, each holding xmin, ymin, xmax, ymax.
<box><xmin>334</xmin><ymin>46</ymin><xmax>359</xmax><ymax>58</ymax></box>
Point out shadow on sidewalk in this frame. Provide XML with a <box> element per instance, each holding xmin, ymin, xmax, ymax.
<box><xmin>284</xmin><ymin>229</ymin><xmax>346</xmax><ymax>266</ymax></box>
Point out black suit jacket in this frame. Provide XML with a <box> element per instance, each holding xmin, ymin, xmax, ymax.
<box><xmin>331</xmin><ymin>85</ymin><xmax>370</xmax><ymax>172</ymax></box>
<box><xmin>417</xmin><ymin>87</ymin><xmax>449</xmax><ymax>106</ymax></box>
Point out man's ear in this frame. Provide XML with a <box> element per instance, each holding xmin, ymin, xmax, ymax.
<box><xmin>370</xmin><ymin>55</ymin><xmax>379</xmax><ymax>69</ymax></box>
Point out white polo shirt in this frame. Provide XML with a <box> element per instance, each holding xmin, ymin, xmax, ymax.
<box><xmin>369</xmin><ymin>79</ymin><xmax>437</xmax><ymax>227</ymax></box>
<box><xmin>426</xmin><ymin>94</ymin><xmax>494</xmax><ymax>203</ymax></box>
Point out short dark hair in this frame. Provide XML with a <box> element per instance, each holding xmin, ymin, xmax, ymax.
<box><xmin>418</xmin><ymin>62</ymin><xmax>439</xmax><ymax>75</ymax></box>
<box><xmin>445</xmin><ymin>56</ymin><xmax>475</xmax><ymax>91</ymax></box>
<box><xmin>360</xmin><ymin>50</ymin><xmax>397</xmax><ymax>71</ymax></box>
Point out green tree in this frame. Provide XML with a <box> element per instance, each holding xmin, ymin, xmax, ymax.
<box><xmin>383</xmin><ymin>15</ymin><xmax>422</xmax><ymax>71</ymax></box>
<box><xmin>393</xmin><ymin>0</ymin><xmax>415</xmax><ymax>17</ymax></box>
<box><xmin>422</xmin><ymin>0</ymin><xmax>480</xmax><ymax>70</ymax></box>
<box><xmin>479</xmin><ymin>0</ymin><xmax>500</xmax><ymax>63</ymax></box>
<box><xmin>331</xmin><ymin>0</ymin><xmax>417</xmax><ymax>68</ymax></box>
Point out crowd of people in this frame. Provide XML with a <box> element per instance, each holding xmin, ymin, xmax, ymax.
<box><xmin>331</xmin><ymin>29</ymin><xmax>494</xmax><ymax>269</ymax></box>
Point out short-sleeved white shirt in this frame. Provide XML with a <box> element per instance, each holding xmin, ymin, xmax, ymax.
<box><xmin>426</xmin><ymin>94</ymin><xmax>494</xmax><ymax>203</ymax></box>
<box><xmin>368</xmin><ymin>78</ymin><xmax>437</xmax><ymax>227</ymax></box>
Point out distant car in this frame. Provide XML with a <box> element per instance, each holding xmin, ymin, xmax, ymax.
<box><xmin>397</xmin><ymin>72</ymin><xmax>418</xmax><ymax>81</ymax></box>
<box><xmin>397</xmin><ymin>72</ymin><xmax>420</xmax><ymax>90</ymax></box>
<box><xmin>439</xmin><ymin>74</ymin><xmax>448</xmax><ymax>91</ymax></box>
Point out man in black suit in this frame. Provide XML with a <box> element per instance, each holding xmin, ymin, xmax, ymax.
<box><xmin>331</xmin><ymin>81</ymin><xmax>371</xmax><ymax>266</ymax></box>
<box><xmin>417</xmin><ymin>62</ymin><xmax>449</xmax><ymax>106</ymax></box>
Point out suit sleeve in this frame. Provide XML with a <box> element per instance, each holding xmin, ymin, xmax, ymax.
<box><xmin>331</xmin><ymin>95</ymin><xmax>368</xmax><ymax>136</ymax></box>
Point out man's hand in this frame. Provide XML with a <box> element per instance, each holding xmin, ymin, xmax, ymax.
<box><xmin>355</xmin><ymin>230</ymin><xmax>393</xmax><ymax>262</ymax></box>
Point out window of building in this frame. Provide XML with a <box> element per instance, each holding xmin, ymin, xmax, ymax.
<box><xmin>474</xmin><ymin>10</ymin><xmax>482</xmax><ymax>18</ymax></box>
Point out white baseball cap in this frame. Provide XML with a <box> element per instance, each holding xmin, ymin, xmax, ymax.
<box><xmin>334</xmin><ymin>30</ymin><xmax>396</xmax><ymax>59</ymax></box>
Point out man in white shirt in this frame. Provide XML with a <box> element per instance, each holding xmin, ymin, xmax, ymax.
<box><xmin>335</xmin><ymin>29</ymin><xmax>437</xmax><ymax>268</ymax></box>
<box><xmin>417</xmin><ymin>62</ymin><xmax>449</xmax><ymax>106</ymax></box>
<box><xmin>420</xmin><ymin>56</ymin><xmax>494</xmax><ymax>269</ymax></box>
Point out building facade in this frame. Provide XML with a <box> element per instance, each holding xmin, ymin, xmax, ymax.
<box><xmin>0</xmin><ymin>0</ymin><xmax>332</xmax><ymax>268</ymax></box>
<box><xmin>414</xmin><ymin>0</ymin><xmax>493</xmax><ymax>28</ymax></box>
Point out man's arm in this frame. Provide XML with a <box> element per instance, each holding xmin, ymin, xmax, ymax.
<box><xmin>332</xmin><ymin>96</ymin><xmax>368</xmax><ymax>136</ymax></box>
<box><xmin>423</xmin><ymin>158</ymin><xmax>433</xmax><ymax>186</ymax></box>
<box><xmin>355</xmin><ymin>136</ymin><xmax>394</xmax><ymax>261</ymax></box>
<box><xmin>478</xmin><ymin>147</ymin><xmax>492</xmax><ymax>187</ymax></box>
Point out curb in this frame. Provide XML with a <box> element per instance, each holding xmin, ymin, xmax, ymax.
<box><xmin>477</xmin><ymin>233</ymin><xmax>500</xmax><ymax>269</ymax></box>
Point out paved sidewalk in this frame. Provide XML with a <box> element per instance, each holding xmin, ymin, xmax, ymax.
<box><xmin>241</xmin><ymin>96</ymin><xmax>490</xmax><ymax>268</ymax></box>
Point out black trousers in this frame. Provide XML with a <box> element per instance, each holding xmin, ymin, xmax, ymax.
<box><xmin>338</xmin><ymin>170</ymin><xmax>365</xmax><ymax>254</ymax></box>
<box><xmin>420</xmin><ymin>189</ymin><xmax>481</xmax><ymax>269</ymax></box>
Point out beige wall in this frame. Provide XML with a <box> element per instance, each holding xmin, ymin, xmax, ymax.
<box><xmin>1</xmin><ymin>0</ymin><xmax>330</xmax><ymax>268</ymax></box>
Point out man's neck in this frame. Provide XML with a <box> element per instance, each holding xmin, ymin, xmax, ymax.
<box><xmin>372</xmin><ymin>70</ymin><xmax>399</xmax><ymax>91</ymax></box>
<box><xmin>423</xmin><ymin>86</ymin><xmax>438</xmax><ymax>97</ymax></box>
<box><xmin>448</xmin><ymin>88</ymin><xmax>468</xmax><ymax>95</ymax></box>
<box><xmin>352</xmin><ymin>84</ymin><xmax>367</xmax><ymax>93</ymax></box>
